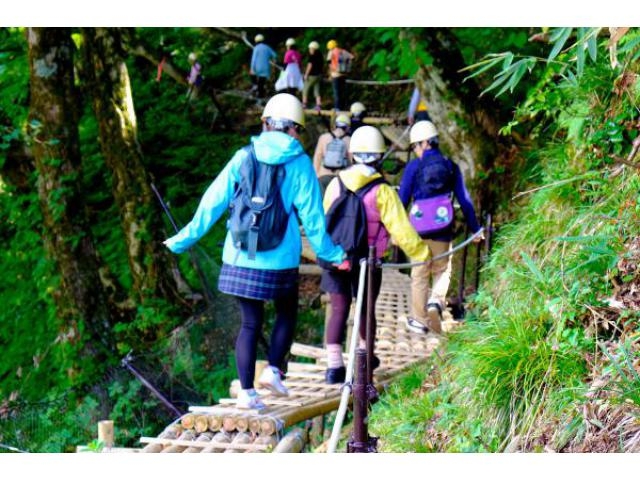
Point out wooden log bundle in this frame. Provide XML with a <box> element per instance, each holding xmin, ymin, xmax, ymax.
<box><xmin>137</xmin><ymin>268</ymin><xmax>443</xmax><ymax>454</ymax></box>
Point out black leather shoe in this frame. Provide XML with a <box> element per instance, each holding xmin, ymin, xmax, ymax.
<box><xmin>325</xmin><ymin>366</ymin><xmax>346</xmax><ymax>384</ymax></box>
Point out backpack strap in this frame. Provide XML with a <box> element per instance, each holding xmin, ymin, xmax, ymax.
<box><xmin>355</xmin><ymin>176</ymin><xmax>387</xmax><ymax>248</ymax></box>
<box><xmin>244</xmin><ymin>146</ymin><xmax>260</xmax><ymax>260</ymax></box>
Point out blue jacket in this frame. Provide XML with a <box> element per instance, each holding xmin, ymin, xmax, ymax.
<box><xmin>164</xmin><ymin>131</ymin><xmax>345</xmax><ymax>270</ymax></box>
<box><xmin>398</xmin><ymin>148</ymin><xmax>481</xmax><ymax>241</ymax></box>
<box><xmin>251</xmin><ymin>43</ymin><xmax>277</xmax><ymax>79</ymax></box>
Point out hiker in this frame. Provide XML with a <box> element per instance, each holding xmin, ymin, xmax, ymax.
<box><xmin>398</xmin><ymin>120</ymin><xmax>484</xmax><ymax>336</ymax></box>
<box><xmin>163</xmin><ymin>93</ymin><xmax>349</xmax><ymax>410</ymax></box>
<box><xmin>349</xmin><ymin>101</ymin><xmax>367</xmax><ymax>132</ymax></box>
<box><xmin>407</xmin><ymin>86</ymin><xmax>431</xmax><ymax>125</ymax></box>
<box><xmin>312</xmin><ymin>113</ymin><xmax>352</xmax><ymax>195</ymax></box>
<box><xmin>326</xmin><ymin>39</ymin><xmax>354</xmax><ymax>111</ymax></box>
<box><xmin>277</xmin><ymin>38</ymin><xmax>304</xmax><ymax>96</ymax></box>
<box><xmin>250</xmin><ymin>34</ymin><xmax>277</xmax><ymax>99</ymax></box>
<box><xmin>186</xmin><ymin>52</ymin><xmax>203</xmax><ymax>101</ymax></box>
<box><xmin>302</xmin><ymin>40</ymin><xmax>323</xmax><ymax>111</ymax></box>
<box><xmin>320</xmin><ymin>126</ymin><xmax>431</xmax><ymax>384</ymax></box>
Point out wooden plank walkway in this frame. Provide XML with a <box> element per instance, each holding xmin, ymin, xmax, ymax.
<box><xmin>138</xmin><ymin>268</ymin><xmax>448</xmax><ymax>453</ymax></box>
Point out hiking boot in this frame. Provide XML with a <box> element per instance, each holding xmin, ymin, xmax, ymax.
<box><xmin>236</xmin><ymin>390</ymin><xmax>266</xmax><ymax>410</ymax></box>
<box><xmin>406</xmin><ymin>316</ymin><xmax>429</xmax><ymax>335</ymax></box>
<box><xmin>325</xmin><ymin>366</ymin><xmax>346</xmax><ymax>385</ymax></box>
<box><xmin>427</xmin><ymin>303</ymin><xmax>443</xmax><ymax>333</ymax></box>
<box><xmin>258</xmin><ymin>366</ymin><xmax>289</xmax><ymax>397</ymax></box>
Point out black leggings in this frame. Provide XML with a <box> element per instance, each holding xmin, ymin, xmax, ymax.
<box><xmin>235</xmin><ymin>292</ymin><xmax>298</xmax><ymax>389</ymax></box>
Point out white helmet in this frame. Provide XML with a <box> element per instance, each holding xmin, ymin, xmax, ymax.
<box><xmin>254</xmin><ymin>34</ymin><xmax>264</xmax><ymax>43</ymax></box>
<box><xmin>262</xmin><ymin>93</ymin><xmax>306</xmax><ymax>128</ymax></box>
<box><xmin>308</xmin><ymin>40</ymin><xmax>320</xmax><ymax>50</ymax></box>
<box><xmin>285</xmin><ymin>38</ymin><xmax>296</xmax><ymax>47</ymax></box>
<box><xmin>188</xmin><ymin>52</ymin><xmax>197</xmax><ymax>63</ymax></box>
<box><xmin>410</xmin><ymin>120</ymin><xmax>438</xmax><ymax>144</ymax></box>
<box><xmin>335</xmin><ymin>114</ymin><xmax>351</xmax><ymax>128</ymax></box>
<box><xmin>350</xmin><ymin>102</ymin><xmax>366</xmax><ymax>116</ymax></box>
<box><xmin>349</xmin><ymin>126</ymin><xmax>386</xmax><ymax>157</ymax></box>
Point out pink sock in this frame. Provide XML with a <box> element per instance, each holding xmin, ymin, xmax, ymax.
<box><xmin>326</xmin><ymin>343</ymin><xmax>344</xmax><ymax>368</ymax></box>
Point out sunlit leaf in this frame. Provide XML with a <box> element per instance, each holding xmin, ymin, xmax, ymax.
<box><xmin>548</xmin><ymin>27</ymin><xmax>573</xmax><ymax>62</ymax></box>
<box><xmin>587</xmin><ymin>30</ymin><xmax>598</xmax><ymax>61</ymax></box>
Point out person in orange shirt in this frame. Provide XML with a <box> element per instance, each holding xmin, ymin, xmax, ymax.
<box><xmin>326</xmin><ymin>39</ymin><xmax>354</xmax><ymax>111</ymax></box>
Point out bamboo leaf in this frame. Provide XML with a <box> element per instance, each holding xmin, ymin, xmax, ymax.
<box><xmin>576</xmin><ymin>39</ymin><xmax>585</xmax><ymax>77</ymax></box>
<box><xmin>587</xmin><ymin>29</ymin><xmax>598</xmax><ymax>61</ymax></box>
<box><xmin>548</xmin><ymin>27</ymin><xmax>573</xmax><ymax>62</ymax></box>
<box><xmin>480</xmin><ymin>72</ymin><xmax>510</xmax><ymax>97</ymax></box>
<box><xmin>462</xmin><ymin>55</ymin><xmax>505</xmax><ymax>80</ymax></box>
<box><xmin>508</xmin><ymin>59</ymin><xmax>532</xmax><ymax>92</ymax></box>
<box><xmin>519</xmin><ymin>251</ymin><xmax>545</xmax><ymax>283</ymax></box>
<box><xmin>502</xmin><ymin>52</ymin><xmax>514</xmax><ymax>70</ymax></box>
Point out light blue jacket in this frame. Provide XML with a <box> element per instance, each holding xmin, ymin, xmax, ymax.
<box><xmin>251</xmin><ymin>43</ymin><xmax>277</xmax><ymax>79</ymax></box>
<box><xmin>164</xmin><ymin>131</ymin><xmax>345</xmax><ymax>270</ymax></box>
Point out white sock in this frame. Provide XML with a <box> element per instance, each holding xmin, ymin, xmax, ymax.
<box><xmin>243</xmin><ymin>388</ymin><xmax>257</xmax><ymax>397</ymax></box>
<box><xmin>326</xmin><ymin>343</ymin><xmax>344</xmax><ymax>368</ymax></box>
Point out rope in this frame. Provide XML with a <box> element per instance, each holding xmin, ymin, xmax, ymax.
<box><xmin>346</xmin><ymin>78</ymin><xmax>413</xmax><ymax>86</ymax></box>
<box><xmin>381</xmin><ymin>125</ymin><xmax>411</xmax><ymax>161</ymax></box>
<box><xmin>327</xmin><ymin>259</ymin><xmax>367</xmax><ymax>453</ymax></box>
<box><xmin>381</xmin><ymin>228</ymin><xmax>485</xmax><ymax>269</ymax></box>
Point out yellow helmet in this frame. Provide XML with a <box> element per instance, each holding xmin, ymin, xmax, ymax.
<box><xmin>409</xmin><ymin>120</ymin><xmax>438</xmax><ymax>144</ymax></box>
<box><xmin>350</xmin><ymin>102</ymin><xmax>366</xmax><ymax>116</ymax></box>
<box><xmin>262</xmin><ymin>93</ymin><xmax>305</xmax><ymax>128</ymax></box>
<box><xmin>254</xmin><ymin>34</ymin><xmax>264</xmax><ymax>43</ymax></box>
<box><xmin>335</xmin><ymin>114</ymin><xmax>351</xmax><ymax>128</ymax></box>
<box><xmin>327</xmin><ymin>39</ymin><xmax>338</xmax><ymax>50</ymax></box>
<box><xmin>349</xmin><ymin>126</ymin><xmax>386</xmax><ymax>155</ymax></box>
<box><xmin>285</xmin><ymin>38</ymin><xmax>296</xmax><ymax>47</ymax></box>
<box><xmin>308</xmin><ymin>41</ymin><xmax>320</xmax><ymax>50</ymax></box>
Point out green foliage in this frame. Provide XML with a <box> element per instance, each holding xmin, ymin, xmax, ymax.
<box><xmin>600</xmin><ymin>339</ymin><xmax>640</xmax><ymax>407</ymax></box>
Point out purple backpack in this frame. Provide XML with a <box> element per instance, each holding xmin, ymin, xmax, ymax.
<box><xmin>409</xmin><ymin>193</ymin><xmax>454</xmax><ymax>236</ymax></box>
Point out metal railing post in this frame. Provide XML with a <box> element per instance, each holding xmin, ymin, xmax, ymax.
<box><xmin>347</xmin><ymin>348</ymin><xmax>369</xmax><ymax>453</ymax></box>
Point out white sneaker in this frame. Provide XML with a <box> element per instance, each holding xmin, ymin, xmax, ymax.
<box><xmin>236</xmin><ymin>389</ymin><xmax>266</xmax><ymax>410</ymax></box>
<box><xmin>258</xmin><ymin>366</ymin><xmax>289</xmax><ymax>396</ymax></box>
<box><xmin>405</xmin><ymin>316</ymin><xmax>429</xmax><ymax>334</ymax></box>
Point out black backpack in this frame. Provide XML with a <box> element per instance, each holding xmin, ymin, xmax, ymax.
<box><xmin>228</xmin><ymin>145</ymin><xmax>290</xmax><ymax>260</ymax></box>
<box><xmin>322</xmin><ymin>131</ymin><xmax>349</xmax><ymax>170</ymax></box>
<box><xmin>318</xmin><ymin>175</ymin><xmax>387</xmax><ymax>270</ymax></box>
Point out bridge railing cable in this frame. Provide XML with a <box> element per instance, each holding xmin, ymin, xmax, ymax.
<box><xmin>380</xmin><ymin>228</ymin><xmax>485</xmax><ymax>270</ymax></box>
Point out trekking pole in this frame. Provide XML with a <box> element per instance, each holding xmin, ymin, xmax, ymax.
<box><xmin>150</xmin><ymin>183</ymin><xmax>215</xmax><ymax>306</ymax></box>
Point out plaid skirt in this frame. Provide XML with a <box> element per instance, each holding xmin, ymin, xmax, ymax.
<box><xmin>218</xmin><ymin>263</ymin><xmax>299</xmax><ymax>300</ymax></box>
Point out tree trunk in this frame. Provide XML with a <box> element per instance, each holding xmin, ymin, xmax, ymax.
<box><xmin>81</xmin><ymin>28</ymin><xmax>182</xmax><ymax>304</ymax></box>
<box><xmin>26</xmin><ymin>27</ymin><xmax>115</xmax><ymax>370</ymax></box>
